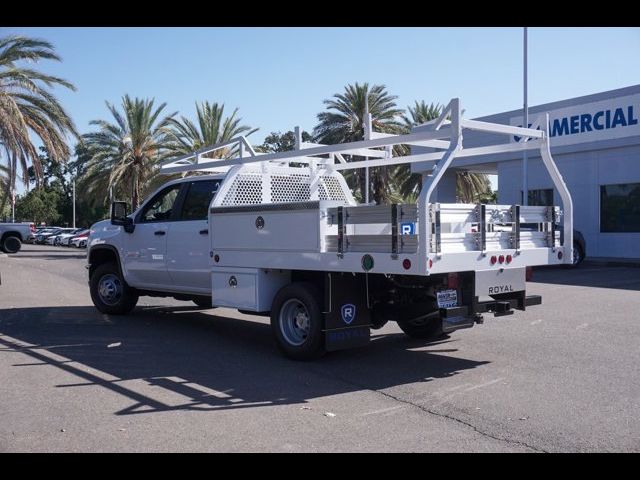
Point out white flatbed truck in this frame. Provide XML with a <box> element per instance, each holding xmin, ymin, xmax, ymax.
<box><xmin>87</xmin><ymin>98</ymin><xmax>573</xmax><ymax>359</ymax></box>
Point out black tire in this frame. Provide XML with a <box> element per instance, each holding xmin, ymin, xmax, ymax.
<box><xmin>1</xmin><ymin>235</ymin><xmax>22</xmax><ymax>254</ymax></box>
<box><xmin>270</xmin><ymin>282</ymin><xmax>326</xmax><ymax>360</ymax></box>
<box><xmin>89</xmin><ymin>262</ymin><xmax>139</xmax><ymax>315</ymax></box>
<box><xmin>192</xmin><ymin>297</ymin><xmax>212</xmax><ymax>308</ymax></box>
<box><xmin>396</xmin><ymin>300</ymin><xmax>446</xmax><ymax>340</ymax></box>
<box><xmin>571</xmin><ymin>241</ymin><xmax>584</xmax><ymax>266</ymax></box>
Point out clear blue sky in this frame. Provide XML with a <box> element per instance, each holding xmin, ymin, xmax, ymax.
<box><xmin>3</xmin><ymin>27</ymin><xmax>639</xmax><ymax>144</ymax></box>
<box><xmin>2</xmin><ymin>27</ymin><xmax>640</xmax><ymax>195</ymax></box>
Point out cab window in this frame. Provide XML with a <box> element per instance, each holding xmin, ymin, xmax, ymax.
<box><xmin>139</xmin><ymin>184</ymin><xmax>182</xmax><ymax>223</ymax></box>
<box><xmin>180</xmin><ymin>180</ymin><xmax>221</xmax><ymax>221</ymax></box>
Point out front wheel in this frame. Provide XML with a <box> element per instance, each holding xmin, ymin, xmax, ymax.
<box><xmin>90</xmin><ymin>263</ymin><xmax>139</xmax><ymax>315</ymax></box>
<box><xmin>270</xmin><ymin>282</ymin><xmax>326</xmax><ymax>360</ymax></box>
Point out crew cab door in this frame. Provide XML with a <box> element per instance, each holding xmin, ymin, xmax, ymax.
<box><xmin>124</xmin><ymin>183</ymin><xmax>183</xmax><ymax>289</ymax></box>
<box><xmin>166</xmin><ymin>179</ymin><xmax>221</xmax><ymax>293</ymax></box>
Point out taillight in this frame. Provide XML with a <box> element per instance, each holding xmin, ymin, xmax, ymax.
<box><xmin>402</xmin><ymin>259</ymin><xmax>411</xmax><ymax>270</ymax></box>
<box><xmin>558</xmin><ymin>251</ymin><xmax>563</xmax><ymax>260</ymax></box>
<box><xmin>447</xmin><ymin>273</ymin><xmax>459</xmax><ymax>289</ymax></box>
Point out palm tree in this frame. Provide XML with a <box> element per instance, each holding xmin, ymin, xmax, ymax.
<box><xmin>0</xmin><ymin>35</ymin><xmax>78</xmax><ymax>189</ymax></box>
<box><xmin>394</xmin><ymin>101</ymin><xmax>444</xmax><ymax>201</ymax></box>
<box><xmin>402</xmin><ymin>100</ymin><xmax>444</xmax><ymax>129</ymax></box>
<box><xmin>166</xmin><ymin>101</ymin><xmax>257</xmax><ymax>160</ymax></box>
<box><xmin>313</xmin><ymin>82</ymin><xmax>405</xmax><ymax>204</ymax></box>
<box><xmin>397</xmin><ymin>100</ymin><xmax>492</xmax><ymax>203</ymax></box>
<box><xmin>80</xmin><ymin>95</ymin><xmax>176</xmax><ymax>210</ymax></box>
<box><xmin>0</xmin><ymin>162</ymin><xmax>11</xmax><ymax>217</ymax></box>
<box><xmin>457</xmin><ymin>170</ymin><xmax>492</xmax><ymax>203</ymax></box>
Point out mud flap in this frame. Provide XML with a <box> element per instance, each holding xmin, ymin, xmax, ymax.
<box><xmin>324</xmin><ymin>273</ymin><xmax>371</xmax><ymax>351</ymax></box>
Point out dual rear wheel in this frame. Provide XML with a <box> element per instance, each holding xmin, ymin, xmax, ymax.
<box><xmin>270</xmin><ymin>282</ymin><xmax>325</xmax><ymax>360</ymax></box>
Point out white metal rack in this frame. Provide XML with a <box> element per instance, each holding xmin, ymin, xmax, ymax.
<box><xmin>160</xmin><ymin>97</ymin><xmax>573</xmax><ymax>274</ymax></box>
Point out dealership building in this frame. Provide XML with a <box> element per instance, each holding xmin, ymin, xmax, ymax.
<box><xmin>413</xmin><ymin>84</ymin><xmax>640</xmax><ymax>260</ymax></box>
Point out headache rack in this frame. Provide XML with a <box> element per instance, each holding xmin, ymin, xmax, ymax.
<box><xmin>160</xmin><ymin>97</ymin><xmax>573</xmax><ymax>274</ymax></box>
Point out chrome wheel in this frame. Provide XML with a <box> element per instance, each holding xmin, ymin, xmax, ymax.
<box><xmin>279</xmin><ymin>298</ymin><xmax>310</xmax><ymax>346</ymax></box>
<box><xmin>98</xmin><ymin>274</ymin><xmax>123</xmax><ymax>306</ymax></box>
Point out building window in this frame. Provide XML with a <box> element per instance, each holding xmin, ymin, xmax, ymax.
<box><xmin>600</xmin><ymin>183</ymin><xmax>640</xmax><ymax>233</ymax></box>
<box><xmin>521</xmin><ymin>189</ymin><xmax>554</xmax><ymax>206</ymax></box>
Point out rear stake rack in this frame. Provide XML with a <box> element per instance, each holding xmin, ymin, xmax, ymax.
<box><xmin>511</xmin><ymin>204</ymin><xmax>521</xmax><ymax>252</ymax></box>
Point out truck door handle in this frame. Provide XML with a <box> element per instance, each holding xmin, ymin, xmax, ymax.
<box><xmin>199</xmin><ymin>229</ymin><xmax>208</xmax><ymax>235</ymax></box>
<box><xmin>154</xmin><ymin>230</ymin><xmax>166</xmax><ymax>236</ymax></box>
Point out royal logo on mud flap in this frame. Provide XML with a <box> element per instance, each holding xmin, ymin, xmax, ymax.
<box><xmin>341</xmin><ymin>304</ymin><xmax>356</xmax><ymax>324</ymax></box>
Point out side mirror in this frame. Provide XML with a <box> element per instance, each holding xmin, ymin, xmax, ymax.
<box><xmin>111</xmin><ymin>201</ymin><xmax>135</xmax><ymax>233</ymax></box>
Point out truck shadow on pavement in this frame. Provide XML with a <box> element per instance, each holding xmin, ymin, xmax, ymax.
<box><xmin>531</xmin><ymin>265</ymin><xmax>640</xmax><ymax>291</ymax></box>
<box><xmin>0</xmin><ymin>305</ymin><xmax>488</xmax><ymax>416</ymax></box>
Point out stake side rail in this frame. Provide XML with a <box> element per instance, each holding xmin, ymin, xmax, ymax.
<box><xmin>208</xmin><ymin>199</ymin><xmax>566</xmax><ymax>277</ymax></box>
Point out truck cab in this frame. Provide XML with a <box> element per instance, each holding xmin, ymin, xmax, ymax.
<box><xmin>88</xmin><ymin>175</ymin><xmax>223</xmax><ymax>307</ymax></box>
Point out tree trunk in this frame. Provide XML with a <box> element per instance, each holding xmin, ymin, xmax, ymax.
<box><xmin>131</xmin><ymin>172</ymin><xmax>139</xmax><ymax>211</ymax></box>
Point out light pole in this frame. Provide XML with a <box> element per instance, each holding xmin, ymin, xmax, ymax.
<box><xmin>72</xmin><ymin>178</ymin><xmax>76</xmax><ymax>228</ymax></box>
<box><xmin>364</xmin><ymin>98</ymin><xmax>370</xmax><ymax>204</ymax></box>
<box><xmin>522</xmin><ymin>26</ymin><xmax>529</xmax><ymax>206</ymax></box>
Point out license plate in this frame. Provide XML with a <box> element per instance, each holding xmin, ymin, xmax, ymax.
<box><xmin>437</xmin><ymin>289</ymin><xmax>458</xmax><ymax>308</ymax></box>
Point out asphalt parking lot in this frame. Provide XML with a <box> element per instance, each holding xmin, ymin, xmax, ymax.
<box><xmin>1</xmin><ymin>244</ymin><xmax>639</xmax><ymax>452</ymax></box>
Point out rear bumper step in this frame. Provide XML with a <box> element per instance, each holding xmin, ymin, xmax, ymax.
<box><xmin>439</xmin><ymin>294</ymin><xmax>542</xmax><ymax>323</ymax></box>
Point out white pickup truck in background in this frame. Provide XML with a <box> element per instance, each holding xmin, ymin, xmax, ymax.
<box><xmin>86</xmin><ymin>98</ymin><xmax>574</xmax><ymax>359</ymax></box>
<box><xmin>0</xmin><ymin>222</ymin><xmax>34</xmax><ymax>254</ymax></box>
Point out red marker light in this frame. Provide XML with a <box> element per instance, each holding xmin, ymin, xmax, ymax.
<box><xmin>402</xmin><ymin>259</ymin><xmax>411</xmax><ymax>270</ymax></box>
<box><xmin>428</xmin><ymin>258</ymin><xmax>433</xmax><ymax>269</ymax></box>
<box><xmin>506</xmin><ymin>254</ymin><xmax>512</xmax><ymax>264</ymax></box>
<box><xmin>498</xmin><ymin>255</ymin><xmax>505</xmax><ymax>264</ymax></box>
<box><xmin>490</xmin><ymin>256</ymin><xmax>497</xmax><ymax>265</ymax></box>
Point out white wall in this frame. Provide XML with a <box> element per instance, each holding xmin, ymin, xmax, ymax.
<box><xmin>497</xmin><ymin>145</ymin><xmax>640</xmax><ymax>258</ymax></box>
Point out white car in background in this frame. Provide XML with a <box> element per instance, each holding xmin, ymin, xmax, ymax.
<box><xmin>46</xmin><ymin>228</ymin><xmax>77</xmax><ymax>245</ymax></box>
<box><xmin>58</xmin><ymin>228</ymin><xmax>86</xmax><ymax>246</ymax></box>
<box><xmin>35</xmin><ymin>227</ymin><xmax>63</xmax><ymax>244</ymax></box>
<box><xmin>70</xmin><ymin>231</ymin><xmax>89</xmax><ymax>248</ymax></box>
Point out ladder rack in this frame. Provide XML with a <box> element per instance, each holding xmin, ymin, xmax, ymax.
<box><xmin>161</xmin><ymin>97</ymin><xmax>573</xmax><ymax>265</ymax></box>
